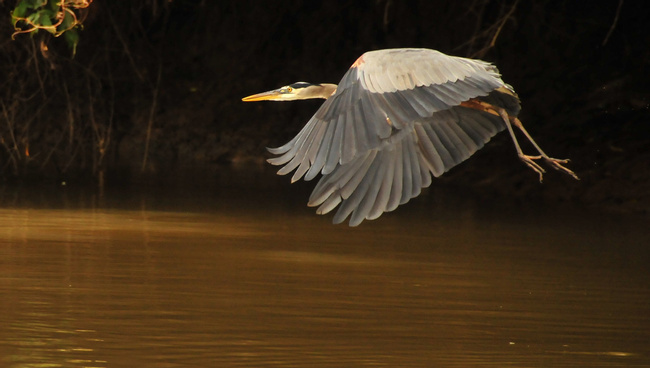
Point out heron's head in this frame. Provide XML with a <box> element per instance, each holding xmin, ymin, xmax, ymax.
<box><xmin>242</xmin><ymin>82</ymin><xmax>335</xmax><ymax>101</ymax></box>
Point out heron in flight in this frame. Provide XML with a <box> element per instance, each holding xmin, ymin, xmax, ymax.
<box><xmin>243</xmin><ymin>48</ymin><xmax>578</xmax><ymax>226</ymax></box>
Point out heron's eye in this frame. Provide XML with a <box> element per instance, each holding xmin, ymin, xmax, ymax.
<box><xmin>287</xmin><ymin>87</ymin><xmax>293</xmax><ymax>92</ymax></box>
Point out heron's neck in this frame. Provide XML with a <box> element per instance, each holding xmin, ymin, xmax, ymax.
<box><xmin>316</xmin><ymin>83</ymin><xmax>338</xmax><ymax>99</ymax></box>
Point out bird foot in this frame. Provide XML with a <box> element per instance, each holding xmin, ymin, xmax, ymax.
<box><xmin>518</xmin><ymin>154</ymin><xmax>579</xmax><ymax>182</ymax></box>
<box><xmin>544</xmin><ymin>157</ymin><xmax>580</xmax><ymax>181</ymax></box>
<box><xmin>519</xmin><ymin>154</ymin><xmax>546</xmax><ymax>182</ymax></box>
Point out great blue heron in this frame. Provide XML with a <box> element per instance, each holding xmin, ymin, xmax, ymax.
<box><xmin>243</xmin><ymin>48</ymin><xmax>578</xmax><ymax>226</ymax></box>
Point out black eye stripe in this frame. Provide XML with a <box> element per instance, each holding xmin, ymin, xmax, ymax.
<box><xmin>289</xmin><ymin>82</ymin><xmax>312</xmax><ymax>89</ymax></box>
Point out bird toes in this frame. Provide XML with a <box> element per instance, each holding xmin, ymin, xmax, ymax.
<box><xmin>544</xmin><ymin>157</ymin><xmax>580</xmax><ymax>180</ymax></box>
<box><xmin>519</xmin><ymin>154</ymin><xmax>546</xmax><ymax>182</ymax></box>
<box><xmin>519</xmin><ymin>154</ymin><xmax>579</xmax><ymax>181</ymax></box>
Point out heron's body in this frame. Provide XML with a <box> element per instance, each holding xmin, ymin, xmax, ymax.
<box><xmin>243</xmin><ymin>48</ymin><xmax>578</xmax><ymax>226</ymax></box>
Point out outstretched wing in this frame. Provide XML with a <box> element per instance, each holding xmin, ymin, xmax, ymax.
<box><xmin>268</xmin><ymin>48</ymin><xmax>519</xmax><ymax>225</ymax></box>
<box><xmin>308</xmin><ymin>106</ymin><xmax>507</xmax><ymax>226</ymax></box>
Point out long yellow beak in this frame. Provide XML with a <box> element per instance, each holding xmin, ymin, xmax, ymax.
<box><xmin>241</xmin><ymin>89</ymin><xmax>283</xmax><ymax>102</ymax></box>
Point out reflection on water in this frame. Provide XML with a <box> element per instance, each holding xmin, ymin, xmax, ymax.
<box><xmin>0</xmin><ymin>172</ymin><xmax>649</xmax><ymax>367</ymax></box>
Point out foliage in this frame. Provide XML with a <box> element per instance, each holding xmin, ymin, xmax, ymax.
<box><xmin>1</xmin><ymin>1</ymin><xmax>170</xmax><ymax>179</ymax></box>
<box><xmin>11</xmin><ymin>0</ymin><xmax>92</xmax><ymax>56</ymax></box>
<box><xmin>0</xmin><ymin>0</ymin><xmax>644</xmax><ymax>183</ymax></box>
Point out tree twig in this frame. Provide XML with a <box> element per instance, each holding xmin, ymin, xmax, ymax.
<box><xmin>141</xmin><ymin>61</ymin><xmax>162</xmax><ymax>172</ymax></box>
<box><xmin>602</xmin><ymin>0</ymin><xmax>623</xmax><ymax>46</ymax></box>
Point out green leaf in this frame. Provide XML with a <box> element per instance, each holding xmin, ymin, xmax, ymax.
<box><xmin>26</xmin><ymin>11</ymin><xmax>40</xmax><ymax>24</ymax></box>
<box><xmin>64</xmin><ymin>28</ymin><xmax>79</xmax><ymax>57</ymax></box>
<box><xmin>11</xmin><ymin>1</ymin><xmax>30</xmax><ymax>20</ymax></box>
<box><xmin>20</xmin><ymin>0</ymin><xmax>42</xmax><ymax>9</ymax></box>
<box><xmin>38</xmin><ymin>10</ymin><xmax>55</xmax><ymax>34</ymax></box>
<box><xmin>33</xmin><ymin>0</ymin><xmax>48</xmax><ymax>9</ymax></box>
<box><xmin>59</xmin><ymin>9</ymin><xmax>74</xmax><ymax>31</ymax></box>
<box><xmin>40</xmin><ymin>11</ymin><xmax>54</xmax><ymax>26</ymax></box>
<box><xmin>47</xmin><ymin>0</ymin><xmax>60</xmax><ymax>12</ymax></box>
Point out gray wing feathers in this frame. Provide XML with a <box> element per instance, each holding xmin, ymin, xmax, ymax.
<box><xmin>307</xmin><ymin>107</ymin><xmax>505</xmax><ymax>225</ymax></box>
<box><xmin>416</xmin><ymin>107</ymin><xmax>507</xmax><ymax>177</ymax></box>
<box><xmin>309</xmin><ymin>130</ymin><xmax>431</xmax><ymax>226</ymax></box>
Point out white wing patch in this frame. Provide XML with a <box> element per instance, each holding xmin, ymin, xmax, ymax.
<box><xmin>357</xmin><ymin>48</ymin><xmax>501</xmax><ymax>93</ymax></box>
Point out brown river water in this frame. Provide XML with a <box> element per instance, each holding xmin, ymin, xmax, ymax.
<box><xmin>1</xmin><ymin>169</ymin><xmax>649</xmax><ymax>367</ymax></box>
